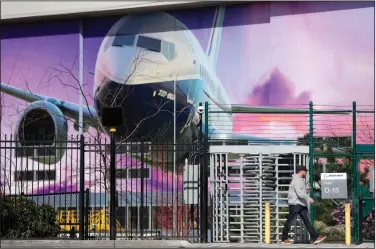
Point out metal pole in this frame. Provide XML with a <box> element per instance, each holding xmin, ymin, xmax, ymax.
<box><xmin>85</xmin><ymin>188</ymin><xmax>90</xmax><ymax>239</ymax></box>
<box><xmin>78</xmin><ymin>20</ymin><xmax>84</xmax><ymax>135</ymax></box>
<box><xmin>265</xmin><ymin>202</ymin><xmax>271</xmax><ymax>244</ymax></box>
<box><xmin>345</xmin><ymin>203</ymin><xmax>351</xmax><ymax>245</ymax></box>
<box><xmin>203</xmin><ymin>101</ymin><xmax>209</xmax><ymax>243</ymax></box>
<box><xmin>240</xmin><ymin>156</ymin><xmax>244</xmax><ymax>242</ymax></box>
<box><xmin>79</xmin><ymin>134</ymin><xmax>85</xmax><ymax>240</ymax></box>
<box><xmin>352</xmin><ymin>101</ymin><xmax>359</xmax><ymax>244</ymax></box>
<box><xmin>358</xmin><ymin>198</ymin><xmax>364</xmax><ymax>245</ymax></box>
<box><xmin>140</xmin><ymin>142</ymin><xmax>145</xmax><ymax>239</ymax></box>
<box><xmin>198</xmin><ymin>102</ymin><xmax>204</xmax><ymax>242</ymax></box>
<box><xmin>275</xmin><ymin>157</ymin><xmax>280</xmax><ymax>241</ymax></box>
<box><xmin>308</xmin><ymin>101</ymin><xmax>315</xmax><ymax>223</ymax></box>
<box><xmin>173</xmin><ymin>78</ymin><xmax>177</xmax><ymax>235</ymax></box>
<box><xmin>202</xmin><ymin>102</ymin><xmax>208</xmax><ymax>243</ymax></box>
<box><xmin>110</xmin><ymin>131</ymin><xmax>116</xmax><ymax>240</ymax></box>
<box><xmin>259</xmin><ymin>153</ymin><xmax>263</xmax><ymax>243</ymax></box>
<box><xmin>352</xmin><ymin>101</ymin><xmax>357</xmax><ymax>199</ymax></box>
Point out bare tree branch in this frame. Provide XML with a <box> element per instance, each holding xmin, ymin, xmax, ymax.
<box><xmin>0</xmin><ymin>45</ymin><xmax>197</xmax><ymax>236</ymax></box>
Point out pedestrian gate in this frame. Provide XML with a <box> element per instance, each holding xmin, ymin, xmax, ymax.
<box><xmin>209</xmin><ymin>145</ymin><xmax>310</xmax><ymax>243</ymax></box>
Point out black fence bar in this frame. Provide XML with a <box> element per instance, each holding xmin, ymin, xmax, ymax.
<box><xmin>109</xmin><ymin>132</ymin><xmax>116</xmax><ymax>241</ymax></box>
<box><xmin>79</xmin><ymin>135</ymin><xmax>85</xmax><ymax>240</ymax></box>
<box><xmin>357</xmin><ymin>197</ymin><xmax>364</xmax><ymax>245</ymax></box>
<box><xmin>0</xmin><ymin>136</ymin><xmax>202</xmax><ymax>242</ymax></box>
<box><xmin>0</xmin><ymin>134</ymin><xmax>318</xmax><ymax>243</ymax></box>
<box><xmin>140</xmin><ymin>141</ymin><xmax>145</xmax><ymax>239</ymax></box>
<box><xmin>85</xmin><ymin>188</ymin><xmax>90</xmax><ymax>240</ymax></box>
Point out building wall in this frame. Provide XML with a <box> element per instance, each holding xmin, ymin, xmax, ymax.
<box><xmin>0</xmin><ymin>2</ymin><xmax>374</xmax><ymax>196</ymax></box>
<box><xmin>0</xmin><ymin>1</ymin><xmax>201</xmax><ymax>20</ymax></box>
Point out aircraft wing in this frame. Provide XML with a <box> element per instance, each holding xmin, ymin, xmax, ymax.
<box><xmin>1</xmin><ymin>82</ymin><xmax>100</xmax><ymax>130</ymax></box>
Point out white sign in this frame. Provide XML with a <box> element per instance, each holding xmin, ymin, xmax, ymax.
<box><xmin>321</xmin><ymin>173</ymin><xmax>348</xmax><ymax>199</ymax></box>
<box><xmin>321</xmin><ymin>173</ymin><xmax>347</xmax><ymax>180</ymax></box>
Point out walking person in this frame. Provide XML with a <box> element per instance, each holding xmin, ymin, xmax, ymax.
<box><xmin>281</xmin><ymin>166</ymin><xmax>326</xmax><ymax>245</ymax></box>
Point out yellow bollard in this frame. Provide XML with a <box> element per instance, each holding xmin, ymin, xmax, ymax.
<box><xmin>345</xmin><ymin>203</ymin><xmax>351</xmax><ymax>246</ymax></box>
<box><xmin>265</xmin><ymin>202</ymin><xmax>271</xmax><ymax>244</ymax></box>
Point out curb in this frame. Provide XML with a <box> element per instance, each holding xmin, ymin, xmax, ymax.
<box><xmin>0</xmin><ymin>240</ymin><xmax>192</xmax><ymax>248</ymax></box>
<box><xmin>0</xmin><ymin>240</ymin><xmax>374</xmax><ymax>248</ymax></box>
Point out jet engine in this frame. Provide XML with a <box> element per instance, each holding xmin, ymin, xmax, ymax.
<box><xmin>15</xmin><ymin>100</ymin><xmax>68</xmax><ymax>164</ymax></box>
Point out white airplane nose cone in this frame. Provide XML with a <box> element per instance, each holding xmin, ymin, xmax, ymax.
<box><xmin>97</xmin><ymin>45</ymin><xmax>139</xmax><ymax>85</ymax></box>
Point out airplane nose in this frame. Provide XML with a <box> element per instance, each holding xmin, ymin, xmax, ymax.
<box><xmin>94</xmin><ymin>79</ymin><xmax>167</xmax><ymax>140</ymax></box>
<box><xmin>96</xmin><ymin>42</ymin><xmax>172</xmax><ymax>88</ymax></box>
<box><xmin>97</xmin><ymin>46</ymin><xmax>139</xmax><ymax>85</ymax></box>
<box><xmin>95</xmin><ymin>77</ymin><xmax>193</xmax><ymax>142</ymax></box>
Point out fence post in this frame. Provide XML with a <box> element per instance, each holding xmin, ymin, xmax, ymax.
<box><xmin>109</xmin><ymin>131</ymin><xmax>116</xmax><ymax>240</ymax></box>
<box><xmin>351</xmin><ymin>101</ymin><xmax>359</xmax><ymax>244</ymax></box>
<box><xmin>85</xmin><ymin>188</ymin><xmax>90</xmax><ymax>240</ymax></box>
<box><xmin>198</xmin><ymin>102</ymin><xmax>204</xmax><ymax>243</ymax></box>
<box><xmin>308</xmin><ymin>101</ymin><xmax>315</xmax><ymax>224</ymax></box>
<box><xmin>345</xmin><ymin>203</ymin><xmax>351</xmax><ymax>245</ymax></box>
<box><xmin>357</xmin><ymin>198</ymin><xmax>364</xmax><ymax>245</ymax></box>
<box><xmin>140</xmin><ymin>141</ymin><xmax>145</xmax><ymax>239</ymax></box>
<box><xmin>203</xmin><ymin>101</ymin><xmax>209</xmax><ymax>243</ymax></box>
<box><xmin>79</xmin><ymin>134</ymin><xmax>85</xmax><ymax>240</ymax></box>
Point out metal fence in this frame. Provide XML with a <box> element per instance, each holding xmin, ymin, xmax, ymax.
<box><xmin>204</xmin><ymin>101</ymin><xmax>375</xmax><ymax>244</ymax></box>
<box><xmin>0</xmin><ymin>101</ymin><xmax>373</xmax><ymax>244</ymax></box>
<box><xmin>205</xmin><ymin>103</ymin><xmax>312</xmax><ymax>243</ymax></box>
<box><xmin>0</xmin><ymin>135</ymin><xmax>203</xmax><ymax>241</ymax></box>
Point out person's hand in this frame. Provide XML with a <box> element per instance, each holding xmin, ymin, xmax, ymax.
<box><xmin>308</xmin><ymin>198</ymin><xmax>315</xmax><ymax>204</ymax></box>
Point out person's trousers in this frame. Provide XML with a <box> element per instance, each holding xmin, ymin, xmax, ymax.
<box><xmin>281</xmin><ymin>204</ymin><xmax>318</xmax><ymax>242</ymax></box>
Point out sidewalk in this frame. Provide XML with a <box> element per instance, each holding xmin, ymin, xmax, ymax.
<box><xmin>0</xmin><ymin>240</ymin><xmax>374</xmax><ymax>248</ymax></box>
<box><xmin>193</xmin><ymin>243</ymin><xmax>374</xmax><ymax>248</ymax></box>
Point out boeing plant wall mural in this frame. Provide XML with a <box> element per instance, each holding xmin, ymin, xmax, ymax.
<box><xmin>0</xmin><ymin>2</ymin><xmax>374</xmax><ymax>197</ymax></box>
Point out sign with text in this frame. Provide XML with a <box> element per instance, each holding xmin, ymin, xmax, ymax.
<box><xmin>320</xmin><ymin>173</ymin><xmax>348</xmax><ymax>199</ymax></box>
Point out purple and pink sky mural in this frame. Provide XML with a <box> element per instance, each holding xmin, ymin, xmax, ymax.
<box><xmin>0</xmin><ymin>2</ymin><xmax>374</xmax><ymax>195</ymax></box>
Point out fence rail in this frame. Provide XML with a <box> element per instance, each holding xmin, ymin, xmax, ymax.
<box><xmin>0</xmin><ymin>137</ymin><xmax>203</xmax><ymax>241</ymax></box>
<box><xmin>0</xmin><ymin>101</ymin><xmax>374</xmax><ymax>243</ymax></box>
<box><xmin>205</xmin><ymin>101</ymin><xmax>375</xmax><ymax>244</ymax></box>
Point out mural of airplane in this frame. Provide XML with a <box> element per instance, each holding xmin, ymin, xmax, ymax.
<box><xmin>1</xmin><ymin>6</ymin><xmax>306</xmax><ymax>165</ymax></box>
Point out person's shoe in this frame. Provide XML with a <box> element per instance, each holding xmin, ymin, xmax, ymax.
<box><xmin>281</xmin><ymin>239</ymin><xmax>292</xmax><ymax>244</ymax></box>
<box><xmin>313</xmin><ymin>236</ymin><xmax>326</xmax><ymax>245</ymax></box>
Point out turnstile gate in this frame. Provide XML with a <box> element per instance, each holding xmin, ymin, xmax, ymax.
<box><xmin>209</xmin><ymin>145</ymin><xmax>310</xmax><ymax>243</ymax></box>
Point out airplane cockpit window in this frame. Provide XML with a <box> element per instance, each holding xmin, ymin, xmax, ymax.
<box><xmin>112</xmin><ymin>34</ymin><xmax>136</xmax><ymax>47</ymax></box>
<box><xmin>168</xmin><ymin>44</ymin><xmax>176</xmax><ymax>59</ymax></box>
<box><xmin>134</xmin><ymin>35</ymin><xmax>177</xmax><ymax>61</ymax></box>
<box><xmin>137</xmin><ymin>35</ymin><xmax>161</xmax><ymax>53</ymax></box>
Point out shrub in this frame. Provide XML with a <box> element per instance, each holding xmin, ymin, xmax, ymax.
<box><xmin>323</xmin><ymin>224</ymin><xmax>346</xmax><ymax>237</ymax></box>
<box><xmin>361</xmin><ymin>208</ymin><xmax>375</xmax><ymax>240</ymax></box>
<box><xmin>314</xmin><ymin>220</ymin><xmax>328</xmax><ymax>234</ymax></box>
<box><xmin>0</xmin><ymin>195</ymin><xmax>60</xmax><ymax>238</ymax></box>
<box><xmin>321</xmin><ymin>225</ymin><xmax>346</xmax><ymax>242</ymax></box>
<box><xmin>332</xmin><ymin>201</ymin><xmax>375</xmax><ymax>240</ymax></box>
<box><xmin>315</xmin><ymin>199</ymin><xmax>336</xmax><ymax>226</ymax></box>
